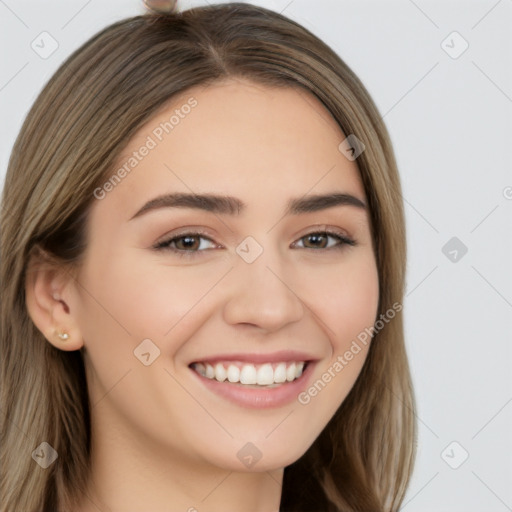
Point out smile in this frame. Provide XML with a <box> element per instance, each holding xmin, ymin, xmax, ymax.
<box><xmin>190</xmin><ymin>361</ymin><xmax>307</xmax><ymax>387</ymax></box>
<box><xmin>188</xmin><ymin>358</ymin><xmax>316</xmax><ymax>409</ymax></box>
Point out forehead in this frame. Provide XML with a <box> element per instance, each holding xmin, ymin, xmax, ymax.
<box><xmin>95</xmin><ymin>78</ymin><xmax>365</xmax><ymax>220</ymax></box>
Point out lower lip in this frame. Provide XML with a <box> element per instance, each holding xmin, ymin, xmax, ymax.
<box><xmin>189</xmin><ymin>362</ymin><xmax>316</xmax><ymax>409</ymax></box>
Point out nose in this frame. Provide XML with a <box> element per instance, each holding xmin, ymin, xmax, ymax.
<box><xmin>221</xmin><ymin>253</ymin><xmax>305</xmax><ymax>332</ymax></box>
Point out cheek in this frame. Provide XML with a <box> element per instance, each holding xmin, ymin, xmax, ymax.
<box><xmin>302</xmin><ymin>251</ymin><xmax>380</xmax><ymax>347</ymax></box>
<box><xmin>287</xmin><ymin>255</ymin><xmax>379</xmax><ymax>449</ymax></box>
<box><xmin>329</xmin><ymin>274</ymin><xmax>379</xmax><ymax>352</ymax></box>
<box><xmin>78</xmin><ymin>249</ymin><xmax>228</xmax><ymax>341</ymax></box>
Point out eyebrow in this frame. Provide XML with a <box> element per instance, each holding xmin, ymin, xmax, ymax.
<box><xmin>129</xmin><ymin>192</ymin><xmax>366</xmax><ymax>220</ymax></box>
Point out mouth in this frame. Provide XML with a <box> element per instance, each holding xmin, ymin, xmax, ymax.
<box><xmin>189</xmin><ymin>360</ymin><xmax>309</xmax><ymax>389</ymax></box>
<box><xmin>187</xmin><ymin>351</ymin><xmax>319</xmax><ymax>408</ymax></box>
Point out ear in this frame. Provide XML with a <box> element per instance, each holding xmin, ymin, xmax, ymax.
<box><xmin>25</xmin><ymin>246</ymin><xmax>84</xmax><ymax>351</ymax></box>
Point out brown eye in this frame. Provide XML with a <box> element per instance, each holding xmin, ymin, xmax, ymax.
<box><xmin>174</xmin><ymin>235</ymin><xmax>200</xmax><ymax>251</ymax></box>
<box><xmin>302</xmin><ymin>233</ymin><xmax>329</xmax><ymax>249</ymax></box>
<box><xmin>295</xmin><ymin>231</ymin><xmax>356</xmax><ymax>250</ymax></box>
<box><xmin>154</xmin><ymin>233</ymin><xmax>217</xmax><ymax>255</ymax></box>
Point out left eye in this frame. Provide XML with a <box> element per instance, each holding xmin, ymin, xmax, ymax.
<box><xmin>293</xmin><ymin>231</ymin><xmax>355</xmax><ymax>250</ymax></box>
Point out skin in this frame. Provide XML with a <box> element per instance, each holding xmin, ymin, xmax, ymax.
<box><xmin>26</xmin><ymin>78</ymin><xmax>379</xmax><ymax>512</ymax></box>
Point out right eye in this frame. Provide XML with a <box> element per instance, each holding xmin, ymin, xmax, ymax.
<box><xmin>153</xmin><ymin>232</ymin><xmax>219</xmax><ymax>257</ymax></box>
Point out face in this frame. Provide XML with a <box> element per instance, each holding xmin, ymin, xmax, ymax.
<box><xmin>67</xmin><ymin>78</ymin><xmax>379</xmax><ymax>472</ymax></box>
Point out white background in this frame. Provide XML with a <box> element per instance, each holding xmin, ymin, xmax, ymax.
<box><xmin>1</xmin><ymin>1</ymin><xmax>511</xmax><ymax>510</ymax></box>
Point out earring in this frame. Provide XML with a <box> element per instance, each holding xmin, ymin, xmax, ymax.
<box><xmin>55</xmin><ymin>330</ymin><xmax>70</xmax><ymax>341</ymax></box>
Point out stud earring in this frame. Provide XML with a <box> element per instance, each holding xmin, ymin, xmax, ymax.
<box><xmin>55</xmin><ymin>330</ymin><xmax>70</xmax><ymax>341</ymax></box>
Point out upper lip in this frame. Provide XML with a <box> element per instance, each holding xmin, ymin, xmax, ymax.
<box><xmin>189</xmin><ymin>350</ymin><xmax>319</xmax><ymax>366</ymax></box>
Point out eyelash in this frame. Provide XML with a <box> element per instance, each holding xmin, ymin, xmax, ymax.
<box><xmin>153</xmin><ymin>229</ymin><xmax>356</xmax><ymax>258</ymax></box>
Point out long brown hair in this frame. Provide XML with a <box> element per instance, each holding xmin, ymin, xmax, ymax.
<box><xmin>0</xmin><ymin>3</ymin><xmax>416</xmax><ymax>511</ymax></box>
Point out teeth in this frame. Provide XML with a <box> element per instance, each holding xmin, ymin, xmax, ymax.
<box><xmin>192</xmin><ymin>361</ymin><xmax>307</xmax><ymax>386</ymax></box>
<box><xmin>214</xmin><ymin>363</ymin><xmax>227</xmax><ymax>382</ymax></box>
<box><xmin>286</xmin><ymin>363</ymin><xmax>296</xmax><ymax>382</ymax></box>
<box><xmin>194</xmin><ymin>363</ymin><xmax>206</xmax><ymax>377</ymax></box>
<box><xmin>274</xmin><ymin>363</ymin><xmax>287</xmax><ymax>383</ymax></box>
<box><xmin>227</xmin><ymin>365</ymin><xmax>240</xmax><ymax>383</ymax></box>
<box><xmin>240</xmin><ymin>364</ymin><xmax>257</xmax><ymax>384</ymax></box>
<box><xmin>256</xmin><ymin>363</ymin><xmax>274</xmax><ymax>385</ymax></box>
<box><xmin>205</xmin><ymin>364</ymin><xmax>215</xmax><ymax>379</ymax></box>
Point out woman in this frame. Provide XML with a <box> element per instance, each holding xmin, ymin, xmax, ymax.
<box><xmin>0</xmin><ymin>3</ymin><xmax>416</xmax><ymax>511</ymax></box>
